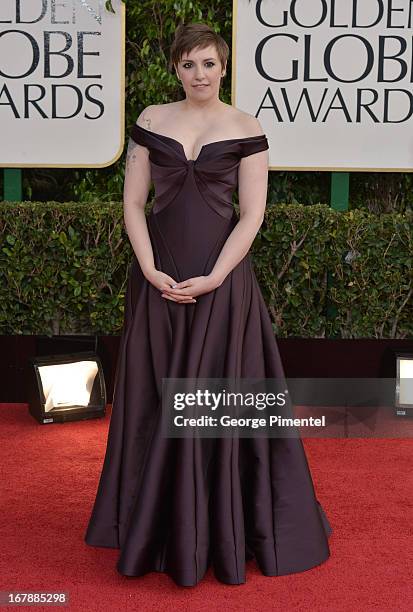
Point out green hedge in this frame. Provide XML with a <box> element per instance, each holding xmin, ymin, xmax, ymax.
<box><xmin>1</xmin><ymin>201</ymin><xmax>412</xmax><ymax>338</ymax></box>
<box><xmin>253</xmin><ymin>205</ymin><xmax>413</xmax><ymax>338</ymax></box>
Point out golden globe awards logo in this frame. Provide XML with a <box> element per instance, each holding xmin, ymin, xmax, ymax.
<box><xmin>0</xmin><ymin>0</ymin><xmax>124</xmax><ymax>166</ymax></box>
<box><xmin>0</xmin><ymin>0</ymin><xmax>106</xmax><ymax>119</ymax></box>
<box><xmin>255</xmin><ymin>0</ymin><xmax>413</xmax><ymax>125</ymax></box>
<box><xmin>234</xmin><ymin>0</ymin><xmax>413</xmax><ymax>171</ymax></box>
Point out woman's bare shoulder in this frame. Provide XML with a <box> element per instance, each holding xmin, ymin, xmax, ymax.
<box><xmin>135</xmin><ymin>102</ymin><xmax>264</xmax><ymax>138</ymax></box>
<box><xmin>231</xmin><ymin>107</ymin><xmax>265</xmax><ymax>137</ymax></box>
<box><xmin>135</xmin><ymin>102</ymin><xmax>179</xmax><ymax>130</ymax></box>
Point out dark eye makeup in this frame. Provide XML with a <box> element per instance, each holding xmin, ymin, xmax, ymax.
<box><xmin>182</xmin><ymin>61</ymin><xmax>215</xmax><ymax>68</ymax></box>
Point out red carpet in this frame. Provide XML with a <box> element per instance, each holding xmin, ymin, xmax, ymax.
<box><xmin>1</xmin><ymin>404</ymin><xmax>412</xmax><ymax>611</ymax></box>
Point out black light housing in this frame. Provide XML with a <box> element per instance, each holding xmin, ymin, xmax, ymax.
<box><xmin>394</xmin><ymin>351</ymin><xmax>413</xmax><ymax>417</ymax></box>
<box><xmin>27</xmin><ymin>351</ymin><xmax>107</xmax><ymax>424</ymax></box>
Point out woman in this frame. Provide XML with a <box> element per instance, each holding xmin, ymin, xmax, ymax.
<box><xmin>85</xmin><ymin>22</ymin><xmax>332</xmax><ymax>587</ymax></box>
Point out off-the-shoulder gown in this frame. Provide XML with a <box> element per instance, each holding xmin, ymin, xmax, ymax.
<box><xmin>84</xmin><ymin>122</ymin><xmax>332</xmax><ymax>587</ymax></box>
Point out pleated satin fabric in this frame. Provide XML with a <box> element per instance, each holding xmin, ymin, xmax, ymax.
<box><xmin>84</xmin><ymin>123</ymin><xmax>332</xmax><ymax>586</ymax></box>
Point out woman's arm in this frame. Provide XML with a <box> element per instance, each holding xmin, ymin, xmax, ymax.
<box><xmin>123</xmin><ymin>108</ymin><xmax>197</xmax><ymax>303</ymax></box>
<box><xmin>208</xmin><ymin>141</ymin><xmax>269</xmax><ymax>286</ymax></box>
<box><xmin>123</xmin><ymin>109</ymin><xmax>155</xmax><ymax>278</ymax></box>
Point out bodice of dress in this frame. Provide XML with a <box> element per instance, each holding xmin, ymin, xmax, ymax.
<box><xmin>129</xmin><ymin>123</ymin><xmax>269</xmax><ymax>219</ymax></box>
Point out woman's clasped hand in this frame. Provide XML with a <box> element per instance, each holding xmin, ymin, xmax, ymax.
<box><xmin>145</xmin><ymin>268</ymin><xmax>221</xmax><ymax>303</ymax></box>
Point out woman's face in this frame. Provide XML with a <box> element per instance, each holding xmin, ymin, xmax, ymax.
<box><xmin>175</xmin><ymin>45</ymin><xmax>226</xmax><ymax>100</ymax></box>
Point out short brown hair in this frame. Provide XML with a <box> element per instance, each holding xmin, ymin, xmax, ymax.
<box><xmin>168</xmin><ymin>22</ymin><xmax>229</xmax><ymax>73</ymax></box>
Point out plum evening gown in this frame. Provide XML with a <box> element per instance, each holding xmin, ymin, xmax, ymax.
<box><xmin>84</xmin><ymin>122</ymin><xmax>332</xmax><ymax>587</ymax></box>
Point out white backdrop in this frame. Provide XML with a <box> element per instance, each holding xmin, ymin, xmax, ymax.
<box><xmin>0</xmin><ymin>0</ymin><xmax>125</xmax><ymax>167</ymax></box>
<box><xmin>233</xmin><ymin>0</ymin><xmax>413</xmax><ymax>171</ymax></box>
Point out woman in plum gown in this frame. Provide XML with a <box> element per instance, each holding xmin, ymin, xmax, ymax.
<box><xmin>84</xmin><ymin>22</ymin><xmax>332</xmax><ymax>587</ymax></box>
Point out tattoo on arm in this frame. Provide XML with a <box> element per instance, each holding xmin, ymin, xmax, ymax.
<box><xmin>143</xmin><ymin>114</ymin><xmax>152</xmax><ymax>131</ymax></box>
<box><xmin>125</xmin><ymin>137</ymin><xmax>138</xmax><ymax>172</ymax></box>
<box><xmin>125</xmin><ymin>111</ymin><xmax>153</xmax><ymax>172</ymax></box>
